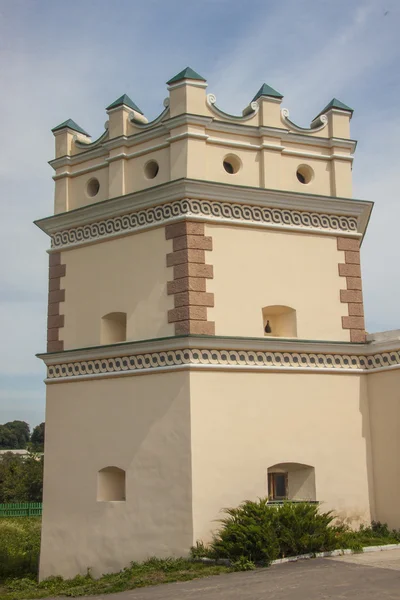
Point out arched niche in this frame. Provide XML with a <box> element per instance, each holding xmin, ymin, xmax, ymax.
<box><xmin>262</xmin><ymin>305</ymin><xmax>297</xmax><ymax>338</ymax></box>
<box><xmin>101</xmin><ymin>312</ymin><xmax>127</xmax><ymax>344</ymax></box>
<box><xmin>267</xmin><ymin>462</ymin><xmax>316</xmax><ymax>502</ymax></box>
<box><xmin>97</xmin><ymin>466</ymin><xmax>126</xmax><ymax>501</ymax></box>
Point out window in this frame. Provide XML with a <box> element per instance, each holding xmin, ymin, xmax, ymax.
<box><xmin>97</xmin><ymin>466</ymin><xmax>126</xmax><ymax>501</ymax></box>
<box><xmin>268</xmin><ymin>472</ymin><xmax>288</xmax><ymax>500</ymax></box>
<box><xmin>223</xmin><ymin>154</ymin><xmax>241</xmax><ymax>174</ymax></box>
<box><xmin>101</xmin><ymin>312</ymin><xmax>127</xmax><ymax>344</ymax></box>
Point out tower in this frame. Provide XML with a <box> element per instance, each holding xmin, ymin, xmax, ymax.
<box><xmin>36</xmin><ymin>68</ymin><xmax>400</xmax><ymax>579</ymax></box>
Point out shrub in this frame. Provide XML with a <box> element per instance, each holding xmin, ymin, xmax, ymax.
<box><xmin>0</xmin><ymin>518</ymin><xmax>41</xmax><ymax>580</ymax></box>
<box><xmin>208</xmin><ymin>499</ymin><xmax>348</xmax><ymax>564</ymax></box>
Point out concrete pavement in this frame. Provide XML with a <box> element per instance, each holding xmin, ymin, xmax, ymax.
<box><xmin>86</xmin><ymin>549</ymin><xmax>400</xmax><ymax>600</ymax></box>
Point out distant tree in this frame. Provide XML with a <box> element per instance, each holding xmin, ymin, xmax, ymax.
<box><xmin>0</xmin><ymin>452</ymin><xmax>43</xmax><ymax>503</ymax></box>
<box><xmin>0</xmin><ymin>426</ymin><xmax>19</xmax><ymax>449</ymax></box>
<box><xmin>0</xmin><ymin>421</ymin><xmax>30</xmax><ymax>449</ymax></box>
<box><xmin>30</xmin><ymin>423</ymin><xmax>45</xmax><ymax>451</ymax></box>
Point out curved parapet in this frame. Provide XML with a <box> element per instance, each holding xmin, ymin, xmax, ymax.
<box><xmin>129</xmin><ymin>98</ymin><xmax>170</xmax><ymax>130</ymax></box>
<box><xmin>206</xmin><ymin>93</ymin><xmax>259</xmax><ymax>122</ymax></box>
<box><xmin>74</xmin><ymin>126</ymin><xmax>109</xmax><ymax>149</ymax></box>
<box><xmin>281</xmin><ymin>108</ymin><xmax>328</xmax><ymax>133</ymax></box>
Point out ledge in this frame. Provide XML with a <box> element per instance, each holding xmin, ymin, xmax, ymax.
<box><xmin>36</xmin><ymin>334</ymin><xmax>400</xmax><ymax>381</ymax></box>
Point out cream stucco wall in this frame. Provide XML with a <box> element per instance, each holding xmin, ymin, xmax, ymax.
<box><xmin>367</xmin><ymin>369</ymin><xmax>400</xmax><ymax>528</ymax></box>
<box><xmin>207</xmin><ymin>224</ymin><xmax>349</xmax><ymax>341</ymax></box>
<box><xmin>189</xmin><ymin>370</ymin><xmax>373</xmax><ymax>543</ymax></box>
<box><xmin>60</xmin><ymin>227</ymin><xmax>173</xmax><ymax>349</ymax></box>
<box><xmin>40</xmin><ymin>372</ymin><xmax>193</xmax><ymax>579</ymax></box>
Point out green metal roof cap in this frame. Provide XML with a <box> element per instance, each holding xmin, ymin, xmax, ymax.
<box><xmin>252</xmin><ymin>83</ymin><xmax>283</xmax><ymax>101</ymax></box>
<box><xmin>106</xmin><ymin>94</ymin><xmax>143</xmax><ymax>114</ymax></box>
<box><xmin>167</xmin><ymin>67</ymin><xmax>206</xmax><ymax>85</ymax></box>
<box><xmin>314</xmin><ymin>98</ymin><xmax>354</xmax><ymax>120</ymax></box>
<box><xmin>51</xmin><ymin>119</ymin><xmax>89</xmax><ymax>136</ymax></box>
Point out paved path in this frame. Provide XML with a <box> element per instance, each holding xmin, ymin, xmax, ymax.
<box><xmin>88</xmin><ymin>549</ymin><xmax>400</xmax><ymax>600</ymax></box>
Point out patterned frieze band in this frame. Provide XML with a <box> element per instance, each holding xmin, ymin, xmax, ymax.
<box><xmin>46</xmin><ymin>347</ymin><xmax>400</xmax><ymax>380</ymax></box>
<box><xmin>50</xmin><ymin>198</ymin><xmax>358</xmax><ymax>250</ymax></box>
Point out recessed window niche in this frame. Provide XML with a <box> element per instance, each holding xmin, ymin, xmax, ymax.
<box><xmin>144</xmin><ymin>160</ymin><xmax>159</xmax><ymax>179</ymax></box>
<box><xmin>97</xmin><ymin>467</ymin><xmax>126</xmax><ymax>502</ymax></box>
<box><xmin>262</xmin><ymin>305</ymin><xmax>297</xmax><ymax>338</ymax></box>
<box><xmin>86</xmin><ymin>177</ymin><xmax>100</xmax><ymax>197</ymax></box>
<box><xmin>296</xmin><ymin>164</ymin><xmax>314</xmax><ymax>185</ymax></box>
<box><xmin>101</xmin><ymin>312</ymin><xmax>127</xmax><ymax>345</ymax></box>
<box><xmin>268</xmin><ymin>463</ymin><xmax>316</xmax><ymax>502</ymax></box>
<box><xmin>223</xmin><ymin>154</ymin><xmax>241</xmax><ymax>174</ymax></box>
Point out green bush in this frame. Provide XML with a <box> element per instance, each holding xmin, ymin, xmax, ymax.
<box><xmin>0</xmin><ymin>518</ymin><xmax>41</xmax><ymax>580</ymax></box>
<box><xmin>207</xmin><ymin>500</ymin><xmax>348</xmax><ymax>564</ymax></box>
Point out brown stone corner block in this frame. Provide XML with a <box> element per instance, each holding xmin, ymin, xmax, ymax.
<box><xmin>175</xmin><ymin>320</ymin><xmax>215</xmax><ymax>335</ymax></box>
<box><xmin>337</xmin><ymin>237</ymin><xmax>360</xmax><ymax>252</ymax></box>
<box><xmin>350</xmin><ymin>330</ymin><xmax>366</xmax><ymax>343</ymax></box>
<box><xmin>167</xmin><ymin>277</ymin><xmax>206</xmax><ymax>295</ymax></box>
<box><xmin>47</xmin><ymin>328</ymin><xmax>60</xmax><ymax>342</ymax></box>
<box><xmin>174</xmin><ymin>291</ymin><xmax>214</xmax><ymax>308</ymax></box>
<box><xmin>49</xmin><ymin>278</ymin><xmax>61</xmax><ymax>292</ymax></box>
<box><xmin>344</xmin><ymin>251</ymin><xmax>360</xmax><ymax>265</ymax></box>
<box><xmin>173</xmin><ymin>235</ymin><xmax>213</xmax><ymax>252</ymax></box>
<box><xmin>342</xmin><ymin>316</ymin><xmax>365</xmax><ymax>330</ymax></box>
<box><xmin>49</xmin><ymin>264</ymin><xmax>66</xmax><ymax>279</ymax></box>
<box><xmin>168</xmin><ymin>306</ymin><xmax>207</xmax><ymax>323</ymax></box>
<box><xmin>174</xmin><ymin>263</ymin><xmax>213</xmax><ymax>280</ymax></box>
<box><xmin>348</xmin><ymin>303</ymin><xmax>364</xmax><ymax>317</ymax></box>
<box><xmin>338</xmin><ymin>263</ymin><xmax>361</xmax><ymax>278</ymax></box>
<box><xmin>49</xmin><ymin>289</ymin><xmax>65</xmax><ymax>304</ymax></box>
<box><xmin>48</xmin><ymin>302</ymin><xmax>60</xmax><ymax>316</ymax></box>
<box><xmin>166</xmin><ymin>248</ymin><xmax>205</xmax><ymax>267</ymax></box>
<box><xmin>47</xmin><ymin>340</ymin><xmax>64</xmax><ymax>353</ymax></box>
<box><xmin>47</xmin><ymin>314</ymin><xmax>65</xmax><ymax>329</ymax></box>
<box><xmin>49</xmin><ymin>252</ymin><xmax>61</xmax><ymax>267</ymax></box>
<box><xmin>346</xmin><ymin>277</ymin><xmax>363</xmax><ymax>291</ymax></box>
<box><xmin>340</xmin><ymin>289</ymin><xmax>363</xmax><ymax>304</ymax></box>
<box><xmin>165</xmin><ymin>221</ymin><xmax>205</xmax><ymax>240</ymax></box>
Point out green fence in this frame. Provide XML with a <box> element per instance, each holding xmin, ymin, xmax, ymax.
<box><xmin>0</xmin><ymin>502</ymin><xmax>42</xmax><ymax>517</ymax></box>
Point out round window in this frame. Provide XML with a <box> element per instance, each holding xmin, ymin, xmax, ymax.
<box><xmin>87</xmin><ymin>178</ymin><xmax>100</xmax><ymax>197</ymax></box>
<box><xmin>144</xmin><ymin>160</ymin><xmax>159</xmax><ymax>179</ymax></box>
<box><xmin>223</xmin><ymin>154</ymin><xmax>241</xmax><ymax>175</ymax></box>
<box><xmin>296</xmin><ymin>165</ymin><xmax>314</xmax><ymax>185</ymax></box>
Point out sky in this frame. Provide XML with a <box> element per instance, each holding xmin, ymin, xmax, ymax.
<box><xmin>0</xmin><ymin>0</ymin><xmax>399</xmax><ymax>427</ymax></box>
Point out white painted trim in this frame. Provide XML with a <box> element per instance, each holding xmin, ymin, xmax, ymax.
<box><xmin>168</xmin><ymin>132</ymin><xmax>208</xmax><ymax>143</ymax></box>
<box><xmin>53</xmin><ymin>162</ymin><xmax>108</xmax><ymax>180</ymax></box>
<box><xmin>167</xmin><ymin>80</ymin><xmax>208</xmax><ymax>91</ymax></box>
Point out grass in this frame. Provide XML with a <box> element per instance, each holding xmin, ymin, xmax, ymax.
<box><xmin>0</xmin><ymin>558</ymin><xmax>232</xmax><ymax>600</ymax></box>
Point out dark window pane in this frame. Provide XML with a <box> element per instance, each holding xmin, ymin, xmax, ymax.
<box><xmin>274</xmin><ymin>474</ymin><xmax>287</xmax><ymax>498</ymax></box>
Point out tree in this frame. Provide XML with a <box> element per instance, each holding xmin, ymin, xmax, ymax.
<box><xmin>30</xmin><ymin>423</ymin><xmax>45</xmax><ymax>451</ymax></box>
<box><xmin>0</xmin><ymin>421</ymin><xmax>30</xmax><ymax>449</ymax></box>
<box><xmin>0</xmin><ymin>452</ymin><xmax>43</xmax><ymax>503</ymax></box>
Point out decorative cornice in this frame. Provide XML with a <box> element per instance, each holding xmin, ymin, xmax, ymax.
<box><xmin>38</xmin><ymin>335</ymin><xmax>400</xmax><ymax>382</ymax></box>
<box><xmin>35</xmin><ymin>179</ymin><xmax>372</xmax><ymax>251</ymax></box>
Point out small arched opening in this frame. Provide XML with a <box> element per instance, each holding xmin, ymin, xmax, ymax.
<box><xmin>267</xmin><ymin>462</ymin><xmax>316</xmax><ymax>502</ymax></box>
<box><xmin>262</xmin><ymin>305</ymin><xmax>297</xmax><ymax>338</ymax></box>
<box><xmin>101</xmin><ymin>312</ymin><xmax>127</xmax><ymax>344</ymax></box>
<box><xmin>97</xmin><ymin>466</ymin><xmax>126</xmax><ymax>501</ymax></box>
